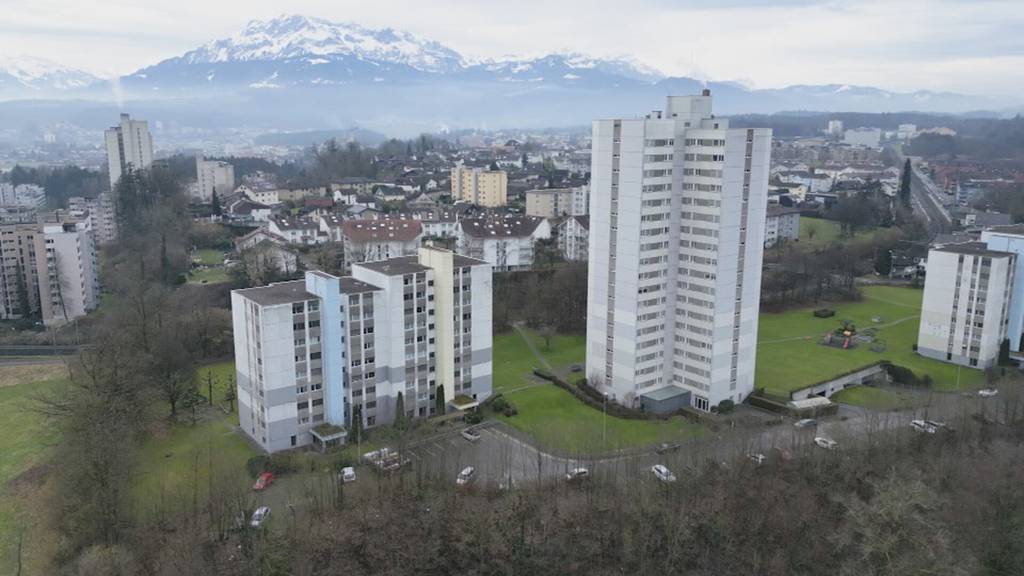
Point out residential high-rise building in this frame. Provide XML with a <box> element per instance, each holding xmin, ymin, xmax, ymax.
<box><xmin>525</xmin><ymin>188</ymin><xmax>574</xmax><ymax>218</ymax></box>
<box><xmin>572</xmin><ymin>183</ymin><xmax>590</xmax><ymax>216</ymax></box>
<box><xmin>231</xmin><ymin>247</ymin><xmax>492</xmax><ymax>453</ymax></box>
<box><xmin>450</xmin><ymin>165</ymin><xmax>507</xmax><ymax>207</ymax></box>
<box><xmin>104</xmin><ymin>113</ymin><xmax>154</xmax><ymax>191</ymax></box>
<box><xmin>0</xmin><ymin>219</ymin><xmax>99</xmax><ymax>324</ymax></box>
<box><xmin>195</xmin><ymin>156</ymin><xmax>235</xmax><ymax>203</ymax></box>
<box><xmin>980</xmin><ymin>225</ymin><xmax>1024</xmax><ymax>352</ymax></box>
<box><xmin>585</xmin><ymin>92</ymin><xmax>772</xmax><ymax>412</ymax></box>
<box><xmin>917</xmin><ymin>242</ymin><xmax>1014</xmax><ymax>368</ymax></box>
<box><xmin>68</xmin><ymin>194</ymin><xmax>117</xmax><ymax>245</ymax></box>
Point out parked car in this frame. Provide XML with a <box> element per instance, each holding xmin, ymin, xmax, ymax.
<box><xmin>814</xmin><ymin>437</ymin><xmax>838</xmax><ymax>450</ymax></box>
<box><xmin>655</xmin><ymin>442</ymin><xmax>681</xmax><ymax>454</ymax></box>
<box><xmin>925</xmin><ymin>420</ymin><xmax>950</xmax><ymax>431</ymax></box>
<box><xmin>250</xmin><ymin>506</ymin><xmax>271</xmax><ymax>527</ymax></box>
<box><xmin>456</xmin><ymin>466</ymin><xmax>476</xmax><ymax>486</ymax></box>
<box><xmin>978</xmin><ymin>388</ymin><xmax>999</xmax><ymax>397</ymax></box>
<box><xmin>340</xmin><ymin>466</ymin><xmax>356</xmax><ymax>483</ymax></box>
<box><xmin>461</xmin><ymin>427</ymin><xmax>482</xmax><ymax>442</ymax></box>
<box><xmin>253</xmin><ymin>472</ymin><xmax>274</xmax><ymax>491</ymax></box>
<box><xmin>794</xmin><ymin>418</ymin><xmax>817</xmax><ymax>429</ymax></box>
<box><xmin>747</xmin><ymin>453</ymin><xmax>766</xmax><ymax>465</ymax></box>
<box><xmin>910</xmin><ymin>420</ymin><xmax>937</xmax><ymax>434</ymax></box>
<box><xmin>651</xmin><ymin>464</ymin><xmax>677</xmax><ymax>483</ymax></box>
<box><xmin>566</xmin><ymin>467</ymin><xmax>590</xmax><ymax>482</ymax></box>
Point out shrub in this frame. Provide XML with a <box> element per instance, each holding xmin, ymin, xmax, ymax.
<box><xmin>503</xmin><ymin>404</ymin><xmax>518</xmax><ymax>417</ymax></box>
<box><xmin>717</xmin><ymin>399</ymin><xmax>735</xmax><ymax>414</ymax></box>
<box><xmin>268</xmin><ymin>452</ymin><xmax>299</xmax><ymax>475</ymax></box>
<box><xmin>491</xmin><ymin>396</ymin><xmax>509</xmax><ymax>413</ymax></box>
<box><xmin>246</xmin><ymin>455</ymin><xmax>270</xmax><ymax>478</ymax></box>
<box><xmin>533</xmin><ymin>369</ymin><xmax>556</xmax><ymax>381</ymax></box>
<box><xmin>465</xmin><ymin>411</ymin><xmax>484</xmax><ymax>425</ymax></box>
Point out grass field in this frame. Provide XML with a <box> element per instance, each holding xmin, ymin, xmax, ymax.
<box><xmin>192</xmin><ymin>249</ymin><xmax>225</xmax><ymax>266</ymax></box>
<box><xmin>756</xmin><ymin>285</ymin><xmax>984</xmax><ymax>397</ymax></box>
<box><xmin>831</xmin><ymin>385</ymin><xmax>914</xmax><ymax>411</ymax></box>
<box><xmin>131</xmin><ymin>361</ymin><xmax>255</xmax><ymax>514</ymax></box>
<box><xmin>494</xmin><ymin>328</ymin><xmax>701</xmax><ymax>453</ymax></box>
<box><xmin>797</xmin><ymin>217</ymin><xmax>843</xmax><ymax>248</ymax></box>
<box><xmin>0</xmin><ymin>366</ymin><xmax>66</xmax><ymax>574</ymax></box>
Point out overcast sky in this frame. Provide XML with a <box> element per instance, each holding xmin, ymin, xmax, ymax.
<box><xmin>3</xmin><ymin>0</ymin><xmax>1022</xmax><ymax>94</ymax></box>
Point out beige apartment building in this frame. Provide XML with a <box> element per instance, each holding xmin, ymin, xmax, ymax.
<box><xmin>525</xmin><ymin>188</ymin><xmax>573</xmax><ymax>218</ymax></box>
<box><xmin>0</xmin><ymin>219</ymin><xmax>99</xmax><ymax>324</ymax></box>
<box><xmin>450</xmin><ymin>166</ymin><xmax>507</xmax><ymax>207</ymax></box>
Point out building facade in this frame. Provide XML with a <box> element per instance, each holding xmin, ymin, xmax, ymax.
<box><xmin>68</xmin><ymin>194</ymin><xmax>117</xmax><ymax>245</ymax></box>
<box><xmin>764</xmin><ymin>205</ymin><xmax>800</xmax><ymax>247</ymax></box>
<box><xmin>572</xmin><ymin>183</ymin><xmax>591</xmax><ymax>216</ymax></box>
<box><xmin>456</xmin><ymin>216</ymin><xmax>551</xmax><ymax>271</ymax></box>
<box><xmin>525</xmin><ymin>188</ymin><xmax>574</xmax><ymax>219</ymax></box>
<box><xmin>558</xmin><ymin>215</ymin><xmax>589</xmax><ymax>262</ymax></box>
<box><xmin>0</xmin><ymin>184</ymin><xmax>46</xmax><ymax>209</ymax></box>
<box><xmin>231</xmin><ymin>247</ymin><xmax>493</xmax><ymax>453</ymax></box>
<box><xmin>585</xmin><ymin>93</ymin><xmax>772</xmax><ymax>412</ymax></box>
<box><xmin>917</xmin><ymin>242</ymin><xmax>1014</xmax><ymax>369</ymax></box>
<box><xmin>196</xmin><ymin>157</ymin><xmax>235</xmax><ymax>203</ymax></box>
<box><xmin>0</xmin><ymin>219</ymin><xmax>99</xmax><ymax>324</ymax></box>
<box><xmin>980</xmin><ymin>225</ymin><xmax>1024</xmax><ymax>352</ymax></box>
<box><xmin>104</xmin><ymin>113</ymin><xmax>153</xmax><ymax>191</ymax></box>
<box><xmin>450</xmin><ymin>166</ymin><xmax>508</xmax><ymax>207</ymax></box>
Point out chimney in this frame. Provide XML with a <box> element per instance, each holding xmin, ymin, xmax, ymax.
<box><xmin>701</xmin><ymin>88</ymin><xmax>711</xmax><ymax>97</ymax></box>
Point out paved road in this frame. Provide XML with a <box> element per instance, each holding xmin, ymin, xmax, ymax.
<box><xmin>909</xmin><ymin>161</ymin><xmax>953</xmax><ymax>234</ymax></box>
<box><xmin>395</xmin><ymin>390</ymin><xmax>996</xmax><ymax>487</ymax></box>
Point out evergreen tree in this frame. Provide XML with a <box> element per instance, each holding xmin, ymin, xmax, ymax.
<box><xmin>394</xmin><ymin>392</ymin><xmax>406</xmax><ymax>429</ymax></box>
<box><xmin>435</xmin><ymin>385</ymin><xmax>446</xmax><ymax>416</ymax></box>
<box><xmin>899</xmin><ymin>159</ymin><xmax>913</xmax><ymax>207</ymax></box>
<box><xmin>350</xmin><ymin>404</ymin><xmax>363</xmax><ymax>443</ymax></box>
<box><xmin>211</xmin><ymin>188</ymin><xmax>222</xmax><ymax>216</ymax></box>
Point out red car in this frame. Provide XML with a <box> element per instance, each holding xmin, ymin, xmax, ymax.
<box><xmin>253</xmin><ymin>472</ymin><xmax>274</xmax><ymax>491</ymax></box>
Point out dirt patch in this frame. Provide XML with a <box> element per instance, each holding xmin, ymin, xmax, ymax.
<box><xmin>4</xmin><ymin>462</ymin><xmax>53</xmax><ymax>494</ymax></box>
<box><xmin>0</xmin><ymin>363</ymin><xmax>68</xmax><ymax>388</ymax></box>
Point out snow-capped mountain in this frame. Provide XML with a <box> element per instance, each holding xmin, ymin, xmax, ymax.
<box><xmin>0</xmin><ymin>56</ymin><xmax>99</xmax><ymax>97</ymax></box>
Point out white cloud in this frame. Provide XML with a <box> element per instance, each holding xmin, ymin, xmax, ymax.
<box><xmin>0</xmin><ymin>0</ymin><xmax>1021</xmax><ymax>95</ymax></box>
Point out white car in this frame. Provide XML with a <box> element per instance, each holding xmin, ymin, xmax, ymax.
<box><xmin>978</xmin><ymin>388</ymin><xmax>999</xmax><ymax>397</ymax></box>
<box><xmin>910</xmin><ymin>420</ymin><xmax>937</xmax><ymax>434</ymax></box>
<box><xmin>456</xmin><ymin>466</ymin><xmax>476</xmax><ymax>486</ymax></box>
<box><xmin>461</xmin><ymin>428</ymin><xmax>482</xmax><ymax>442</ymax></box>
<box><xmin>747</xmin><ymin>453</ymin><xmax>766</xmax><ymax>465</ymax></box>
<box><xmin>651</xmin><ymin>464</ymin><xmax>677</xmax><ymax>483</ymax></box>
<box><xmin>250</xmin><ymin>506</ymin><xmax>270</xmax><ymax>527</ymax></box>
<box><xmin>340</xmin><ymin>466</ymin><xmax>356</xmax><ymax>483</ymax></box>
<box><xmin>565</xmin><ymin>467</ymin><xmax>590</xmax><ymax>482</ymax></box>
<box><xmin>814</xmin><ymin>437</ymin><xmax>838</xmax><ymax>450</ymax></box>
<box><xmin>794</xmin><ymin>418</ymin><xmax>817</xmax><ymax>429</ymax></box>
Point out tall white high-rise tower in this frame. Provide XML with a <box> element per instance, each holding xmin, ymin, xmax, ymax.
<box><xmin>104</xmin><ymin>113</ymin><xmax>154</xmax><ymax>191</ymax></box>
<box><xmin>585</xmin><ymin>92</ymin><xmax>772</xmax><ymax>412</ymax></box>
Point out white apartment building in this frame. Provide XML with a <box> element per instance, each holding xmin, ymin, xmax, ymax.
<box><xmin>558</xmin><ymin>215</ymin><xmax>589</xmax><ymax>262</ymax></box>
<box><xmin>104</xmin><ymin>113</ymin><xmax>153</xmax><ymax>191</ymax></box>
<box><xmin>827</xmin><ymin>120</ymin><xmax>844</xmax><ymax>136</ymax></box>
<box><xmin>586</xmin><ymin>92</ymin><xmax>772</xmax><ymax>412</ymax></box>
<box><xmin>0</xmin><ymin>183</ymin><xmax>46</xmax><ymax>209</ymax></box>
<box><xmin>842</xmin><ymin>127</ymin><xmax>882</xmax><ymax>148</ymax></box>
<box><xmin>525</xmin><ymin>188</ymin><xmax>574</xmax><ymax>219</ymax></box>
<box><xmin>450</xmin><ymin>165</ymin><xmax>508</xmax><ymax>207</ymax></box>
<box><xmin>232</xmin><ymin>247</ymin><xmax>492</xmax><ymax>453</ymax></box>
<box><xmin>268</xmin><ymin>215</ymin><xmax>322</xmax><ymax>245</ymax></box>
<box><xmin>341</xmin><ymin>220</ymin><xmax>424</xmax><ymax>269</ymax></box>
<box><xmin>195</xmin><ymin>156</ymin><xmax>235</xmax><ymax>203</ymax></box>
<box><xmin>572</xmin><ymin>183</ymin><xmax>590</xmax><ymax>216</ymax></box>
<box><xmin>980</xmin><ymin>225</ymin><xmax>1024</xmax><ymax>352</ymax></box>
<box><xmin>917</xmin><ymin>242</ymin><xmax>1014</xmax><ymax>369</ymax></box>
<box><xmin>0</xmin><ymin>219</ymin><xmax>99</xmax><ymax>324</ymax></box>
<box><xmin>764</xmin><ymin>206</ymin><xmax>801</xmax><ymax>247</ymax></box>
<box><xmin>68</xmin><ymin>194</ymin><xmax>117</xmax><ymax>245</ymax></box>
<box><xmin>456</xmin><ymin>216</ymin><xmax>551</xmax><ymax>271</ymax></box>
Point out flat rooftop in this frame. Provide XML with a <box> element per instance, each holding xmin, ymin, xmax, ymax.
<box><xmin>234</xmin><ymin>280</ymin><xmax>316</xmax><ymax>306</ymax></box>
<box><xmin>932</xmin><ymin>241</ymin><xmax>1014</xmax><ymax>258</ymax></box>
<box><xmin>985</xmin><ymin>224</ymin><xmax>1024</xmax><ymax>237</ymax></box>
<box><xmin>355</xmin><ymin>256</ymin><xmax>430</xmax><ymax>276</ymax></box>
<box><xmin>452</xmin><ymin>254</ymin><xmax>489</xmax><ymax>267</ymax></box>
<box><xmin>340</xmin><ymin>277</ymin><xmax>382</xmax><ymax>294</ymax></box>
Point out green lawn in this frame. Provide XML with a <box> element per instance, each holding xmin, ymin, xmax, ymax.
<box><xmin>756</xmin><ymin>285</ymin><xmax>984</xmax><ymax>397</ymax></box>
<box><xmin>493</xmin><ymin>328</ymin><xmax>701</xmax><ymax>453</ymax></box>
<box><xmin>831</xmin><ymin>385</ymin><xmax>914</xmax><ymax>411</ymax></box>
<box><xmin>131</xmin><ymin>361</ymin><xmax>256</xmax><ymax>516</ymax></box>
<box><xmin>0</xmin><ymin>372</ymin><xmax>65</xmax><ymax>573</ymax></box>
<box><xmin>797</xmin><ymin>217</ymin><xmax>843</xmax><ymax>248</ymax></box>
<box><xmin>192</xmin><ymin>249</ymin><xmax>225</xmax><ymax>266</ymax></box>
<box><xmin>188</xmin><ymin>266</ymin><xmax>231</xmax><ymax>285</ymax></box>
<box><xmin>499</xmin><ymin>384</ymin><xmax>702</xmax><ymax>454</ymax></box>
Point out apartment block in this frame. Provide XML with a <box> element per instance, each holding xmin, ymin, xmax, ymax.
<box><xmin>68</xmin><ymin>194</ymin><xmax>117</xmax><ymax>245</ymax></box>
<box><xmin>979</xmin><ymin>225</ymin><xmax>1024</xmax><ymax>352</ymax></box>
<box><xmin>0</xmin><ymin>219</ymin><xmax>99</xmax><ymax>324</ymax></box>
<box><xmin>195</xmin><ymin>156</ymin><xmax>235</xmax><ymax>203</ymax></box>
<box><xmin>572</xmin><ymin>183</ymin><xmax>591</xmax><ymax>216</ymax></box>
<box><xmin>558</xmin><ymin>215</ymin><xmax>589</xmax><ymax>262</ymax></box>
<box><xmin>917</xmin><ymin>242</ymin><xmax>1014</xmax><ymax>369</ymax></box>
<box><xmin>105</xmin><ymin>113</ymin><xmax>154</xmax><ymax>191</ymax></box>
<box><xmin>232</xmin><ymin>247</ymin><xmax>492</xmax><ymax>453</ymax></box>
<box><xmin>525</xmin><ymin>188</ymin><xmax>574</xmax><ymax>218</ymax></box>
<box><xmin>450</xmin><ymin>165</ymin><xmax>507</xmax><ymax>207</ymax></box>
<box><xmin>585</xmin><ymin>92</ymin><xmax>772</xmax><ymax>412</ymax></box>
<box><xmin>0</xmin><ymin>183</ymin><xmax>46</xmax><ymax>209</ymax></box>
<box><xmin>764</xmin><ymin>205</ymin><xmax>800</xmax><ymax>247</ymax></box>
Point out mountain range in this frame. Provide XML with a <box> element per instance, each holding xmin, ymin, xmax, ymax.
<box><xmin>0</xmin><ymin>15</ymin><xmax>1018</xmax><ymax>136</ymax></box>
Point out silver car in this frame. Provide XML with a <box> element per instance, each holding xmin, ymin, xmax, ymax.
<box><xmin>651</xmin><ymin>464</ymin><xmax>677</xmax><ymax>483</ymax></box>
<box><xmin>250</xmin><ymin>506</ymin><xmax>271</xmax><ymax>527</ymax></box>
